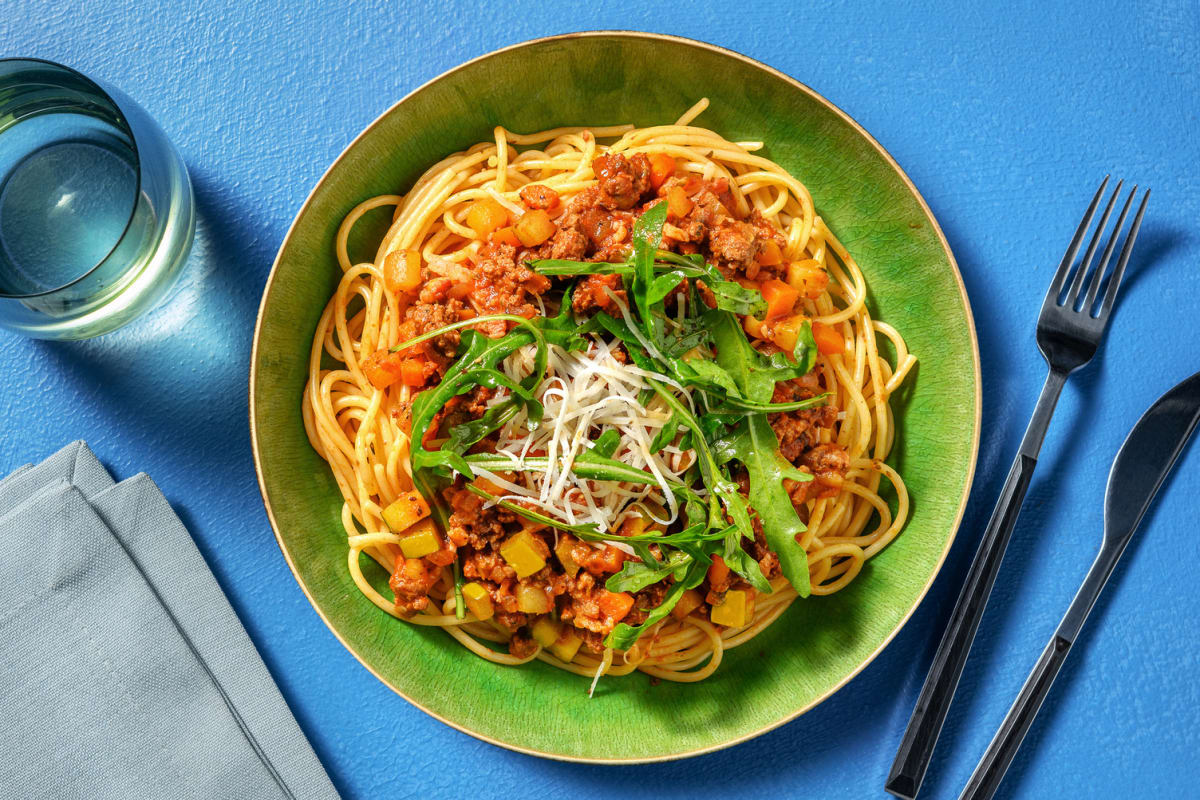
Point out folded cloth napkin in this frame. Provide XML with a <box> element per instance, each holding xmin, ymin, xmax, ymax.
<box><xmin>0</xmin><ymin>442</ymin><xmax>339</xmax><ymax>800</ymax></box>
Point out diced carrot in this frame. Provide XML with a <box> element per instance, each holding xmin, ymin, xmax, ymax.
<box><xmin>518</xmin><ymin>183</ymin><xmax>560</xmax><ymax>211</ymax></box>
<box><xmin>398</xmin><ymin>358</ymin><xmax>426</xmax><ymax>387</ymax></box>
<box><xmin>383</xmin><ymin>249</ymin><xmax>422</xmax><ymax>294</ymax></box>
<box><xmin>361</xmin><ymin>351</ymin><xmax>404</xmax><ymax>390</ymax></box>
<box><xmin>812</xmin><ymin>321</ymin><xmax>845</xmax><ymax>355</ymax></box>
<box><xmin>466</xmin><ymin>199</ymin><xmax>509</xmax><ymax>237</ymax></box>
<box><xmin>515</xmin><ymin>209</ymin><xmax>556</xmax><ymax>246</ymax></box>
<box><xmin>761</xmin><ymin>279</ymin><xmax>799</xmax><ymax>321</ymax></box>
<box><xmin>598</xmin><ymin>590</ymin><xmax>635</xmax><ymax>623</ymax></box>
<box><xmin>707</xmin><ymin>555</ymin><xmax>729</xmax><ymax>587</ymax></box>
<box><xmin>757</xmin><ymin>240</ymin><xmax>783</xmax><ymax>266</ymax></box>
<box><xmin>666</xmin><ymin>186</ymin><xmax>693</xmax><ymax>219</ymax></box>
<box><xmin>492</xmin><ymin>226</ymin><xmax>521</xmax><ymax>247</ymax></box>
<box><xmin>648</xmin><ymin>153</ymin><xmax>676</xmax><ymax>189</ymax></box>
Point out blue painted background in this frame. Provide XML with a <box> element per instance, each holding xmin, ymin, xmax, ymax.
<box><xmin>3</xmin><ymin>2</ymin><xmax>1198</xmax><ymax>797</ymax></box>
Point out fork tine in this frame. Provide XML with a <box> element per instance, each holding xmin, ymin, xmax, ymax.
<box><xmin>1098</xmin><ymin>189</ymin><xmax>1150</xmax><ymax>319</ymax></box>
<box><xmin>1083</xmin><ymin>185</ymin><xmax>1137</xmax><ymax>312</ymax></box>
<box><xmin>1065</xmin><ymin>179</ymin><xmax>1122</xmax><ymax>306</ymax></box>
<box><xmin>1046</xmin><ymin>176</ymin><xmax>1109</xmax><ymax>303</ymax></box>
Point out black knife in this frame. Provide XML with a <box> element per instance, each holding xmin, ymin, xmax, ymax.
<box><xmin>959</xmin><ymin>370</ymin><xmax>1200</xmax><ymax>800</ymax></box>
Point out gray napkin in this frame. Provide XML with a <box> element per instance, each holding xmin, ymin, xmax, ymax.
<box><xmin>0</xmin><ymin>442</ymin><xmax>338</xmax><ymax>800</ymax></box>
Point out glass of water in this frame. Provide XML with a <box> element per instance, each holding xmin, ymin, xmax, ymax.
<box><xmin>0</xmin><ymin>58</ymin><xmax>194</xmax><ymax>339</ymax></box>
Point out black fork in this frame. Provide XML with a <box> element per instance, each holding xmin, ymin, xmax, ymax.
<box><xmin>885</xmin><ymin>177</ymin><xmax>1150</xmax><ymax>800</ymax></box>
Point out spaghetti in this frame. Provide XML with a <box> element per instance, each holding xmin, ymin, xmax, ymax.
<box><xmin>302</xmin><ymin>99</ymin><xmax>916</xmax><ymax>686</ymax></box>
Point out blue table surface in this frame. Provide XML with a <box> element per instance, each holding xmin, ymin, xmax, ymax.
<box><xmin>4</xmin><ymin>2</ymin><xmax>1199</xmax><ymax>798</ymax></box>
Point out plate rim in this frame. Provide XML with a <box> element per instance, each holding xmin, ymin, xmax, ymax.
<box><xmin>248</xmin><ymin>29</ymin><xmax>983</xmax><ymax>764</ymax></box>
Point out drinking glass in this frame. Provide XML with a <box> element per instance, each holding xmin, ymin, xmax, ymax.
<box><xmin>0</xmin><ymin>58</ymin><xmax>195</xmax><ymax>339</ymax></box>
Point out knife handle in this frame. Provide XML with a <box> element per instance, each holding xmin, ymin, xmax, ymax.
<box><xmin>887</xmin><ymin>369</ymin><xmax>1067</xmax><ymax>799</ymax></box>
<box><xmin>958</xmin><ymin>634</ymin><xmax>1073</xmax><ymax>800</ymax></box>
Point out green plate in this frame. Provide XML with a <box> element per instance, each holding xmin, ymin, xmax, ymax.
<box><xmin>250</xmin><ymin>32</ymin><xmax>980</xmax><ymax>762</ymax></box>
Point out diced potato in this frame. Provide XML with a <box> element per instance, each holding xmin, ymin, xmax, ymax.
<box><xmin>515</xmin><ymin>209</ymin><xmax>556</xmax><ymax>246</ymax></box>
<box><xmin>461</xmin><ymin>581</ymin><xmax>494</xmax><ymax>621</ymax></box>
<box><xmin>501</xmin><ymin>531</ymin><xmax>548</xmax><ymax>578</ymax></box>
<box><xmin>554</xmin><ymin>537</ymin><xmax>581</xmax><ymax>578</ymax></box>
<box><xmin>756</xmin><ymin>240</ymin><xmax>783</xmax><ymax>267</ymax></box>
<box><xmin>710</xmin><ymin>589</ymin><xmax>756</xmax><ymax>628</ymax></box>
<box><xmin>666</xmin><ymin>186</ymin><xmax>693</xmax><ymax>219</ymax></box>
<box><xmin>787</xmin><ymin>259</ymin><xmax>830</xmax><ymax>300</ymax></box>
<box><xmin>771</xmin><ymin>314</ymin><xmax>808</xmax><ymax>355</ymax></box>
<box><xmin>398</xmin><ymin>518</ymin><xmax>440</xmax><ymax>559</ymax></box>
<box><xmin>671</xmin><ymin>589</ymin><xmax>704</xmax><ymax>621</ymax></box>
<box><xmin>621</xmin><ymin>510</ymin><xmax>666</xmax><ymax>537</ymax></box>
<box><xmin>743</xmin><ymin>313</ymin><xmax>766</xmax><ymax>341</ymax></box>
<box><xmin>516</xmin><ymin>583</ymin><xmax>551</xmax><ymax>614</ymax></box>
<box><xmin>531</xmin><ymin>616</ymin><xmax>560</xmax><ymax>648</ymax></box>
<box><xmin>549</xmin><ymin>629</ymin><xmax>582</xmax><ymax>663</ymax></box>
<box><xmin>466</xmin><ymin>199</ymin><xmax>508</xmax><ymax>237</ymax></box>
<box><xmin>382</xmin><ymin>491</ymin><xmax>430</xmax><ymax>533</ymax></box>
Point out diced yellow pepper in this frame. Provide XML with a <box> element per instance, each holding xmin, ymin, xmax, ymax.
<box><xmin>771</xmin><ymin>314</ymin><xmax>808</xmax><ymax>355</ymax></box>
<box><xmin>382</xmin><ymin>491</ymin><xmax>430</xmax><ymax>533</ymax></box>
<box><xmin>500</xmin><ymin>531</ymin><xmax>547</xmax><ymax>578</ymax></box>
<box><xmin>710</xmin><ymin>589</ymin><xmax>755</xmax><ymax>628</ymax></box>
<box><xmin>461</xmin><ymin>581</ymin><xmax>494</xmax><ymax>621</ymax></box>
<box><xmin>549</xmin><ymin>629</ymin><xmax>582</xmax><ymax>663</ymax></box>
<box><xmin>554</xmin><ymin>537</ymin><xmax>580</xmax><ymax>578</ymax></box>
<box><xmin>516</xmin><ymin>583</ymin><xmax>551</xmax><ymax>614</ymax></box>
<box><xmin>531</xmin><ymin>616</ymin><xmax>560</xmax><ymax>648</ymax></box>
<box><xmin>398</xmin><ymin>518</ymin><xmax>439</xmax><ymax>559</ymax></box>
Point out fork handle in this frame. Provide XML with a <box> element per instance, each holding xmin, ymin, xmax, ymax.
<box><xmin>886</xmin><ymin>369</ymin><xmax>1068</xmax><ymax>799</ymax></box>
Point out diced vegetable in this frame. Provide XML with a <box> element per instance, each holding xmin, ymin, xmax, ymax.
<box><xmin>383</xmin><ymin>249</ymin><xmax>422</xmax><ymax>294</ymax></box>
<box><xmin>597</xmin><ymin>590</ymin><xmax>635</xmax><ymax>623</ymax></box>
<box><xmin>760</xmin><ymin>279</ymin><xmax>799</xmax><ymax>321</ymax></box>
<box><xmin>554</xmin><ymin>537</ymin><xmax>581</xmax><ymax>578</ymax></box>
<box><xmin>466</xmin><ymin>198</ymin><xmax>508</xmax><ymax>237</ymax></box>
<box><xmin>710</xmin><ymin>589</ymin><xmax>755</xmax><ymax>628</ymax></box>
<box><xmin>756</xmin><ymin>240</ymin><xmax>783</xmax><ymax>266</ymax></box>
<box><xmin>743</xmin><ymin>314</ymin><xmax>766</xmax><ymax>340</ymax></box>
<box><xmin>398</xmin><ymin>357</ymin><xmax>427</xmax><ymax>387</ymax></box>
<box><xmin>500</xmin><ymin>530</ymin><xmax>548</xmax><ymax>578</ymax></box>
<box><xmin>812</xmin><ymin>321</ymin><xmax>845</xmax><ymax>355</ymax></box>
<box><xmin>671</xmin><ymin>589</ymin><xmax>704</xmax><ymax>621</ymax></box>
<box><xmin>382</xmin><ymin>491</ymin><xmax>431</xmax><ymax>533</ymax></box>
<box><xmin>619</xmin><ymin>512</ymin><xmax>665</xmax><ymax>537</ymax></box>
<box><xmin>516</xmin><ymin>582</ymin><xmax>551</xmax><ymax>614</ymax></box>
<box><xmin>461</xmin><ymin>581</ymin><xmax>494</xmax><ymax>621</ymax></box>
<box><xmin>666</xmin><ymin>186</ymin><xmax>693</xmax><ymax>219</ymax></box>
<box><xmin>707</xmin><ymin>554</ymin><xmax>730</xmax><ymax>587</ymax></box>
<box><xmin>787</xmin><ymin>259</ymin><xmax>830</xmax><ymax>299</ymax></box>
<box><xmin>398</xmin><ymin>518</ymin><xmax>440</xmax><ymax>559</ymax></box>
<box><xmin>492</xmin><ymin>226</ymin><xmax>521</xmax><ymax>247</ymax></box>
<box><xmin>518</xmin><ymin>183</ymin><xmax>560</xmax><ymax>210</ymax></box>
<box><xmin>531</xmin><ymin>616</ymin><xmax>560</xmax><ymax>647</ymax></box>
<box><xmin>648</xmin><ymin>153</ymin><xmax>676</xmax><ymax>189</ymax></box>
<box><xmin>771</xmin><ymin>315</ymin><xmax>808</xmax><ymax>354</ymax></box>
<box><xmin>549</xmin><ymin>629</ymin><xmax>582</xmax><ymax>662</ymax></box>
<box><xmin>515</xmin><ymin>209</ymin><xmax>556</xmax><ymax>246</ymax></box>
<box><xmin>360</xmin><ymin>351</ymin><xmax>405</xmax><ymax>390</ymax></box>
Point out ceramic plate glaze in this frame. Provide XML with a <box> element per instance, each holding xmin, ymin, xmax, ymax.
<box><xmin>251</xmin><ymin>32</ymin><xmax>981</xmax><ymax>762</ymax></box>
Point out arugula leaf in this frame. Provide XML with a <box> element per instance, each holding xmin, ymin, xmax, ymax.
<box><xmin>706</xmin><ymin>309</ymin><xmax>814</xmax><ymax>402</ymax></box>
<box><xmin>630</xmin><ymin>200</ymin><xmax>668</xmax><ymax>339</ymax></box>
<box><xmin>605</xmin><ymin>550</ymin><xmax>691</xmax><ymax>593</ymax></box>
<box><xmin>649</xmin><ymin>415</ymin><xmax>680</xmax><ymax>453</ymax></box>
<box><xmin>591</xmin><ymin>428</ymin><xmax>621</xmax><ymax>458</ymax></box>
<box><xmin>605</xmin><ymin>556</ymin><xmax>711</xmax><ymax>650</ymax></box>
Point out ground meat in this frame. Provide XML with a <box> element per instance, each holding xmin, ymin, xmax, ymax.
<box><xmin>468</xmin><ymin>242</ymin><xmax>551</xmax><ymax>337</ymax></box>
<box><xmin>708</xmin><ymin>221</ymin><xmax>760</xmax><ymax>271</ymax></box>
<box><xmin>592</xmin><ymin>153</ymin><xmax>652</xmax><ymax>210</ymax></box>
<box><xmin>571</xmin><ymin>273</ymin><xmax>625</xmax><ymax>314</ymax></box>
<box><xmin>623</xmin><ymin>581</ymin><xmax>669</xmax><ymax>627</ymax></box>
<box><xmin>790</xmin><ymin>443</ymin><xmax>851</xmax><ymax>504</ymax></box>
<box><xmin>509</xmin><ymin>634</ymin><xmax>537</xmax><ymax>658</ymax></box>
<box><xmin>546</xmin><ymin>227</ymin><xmax>588</xmax><ymax>260</ymax></box>
<box><xmin>443</xmin><ymin>483</ymin><xmax>515</xmax><ymax>550</ymax></box>
<box><xmin>580</xmin><ymin>206</ymin><xmax>635</xmax><ymax>259</ymax></box>
<box><xmin>747</xmin><ymin>522</ymin><xmax>782</xmax><ymax>581</ymax></box>
<box><xmin>417</xmin><ymin>276</ymin><xmax>454</xmax><ymax>304</ymax></box>
<box><xmin>403</xmin><ymin>297</ymin><xmax>465</xmax><ymax>359</ymax></box>
<box><xmin>771</xmin><ymin>405</ymin><xmax>838</xmax><ymax>462</ymax></box>
<box><xmin>389</xmin><ymin>557</ymin><xmax>440</xmax><ymax>615</ymax></box>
